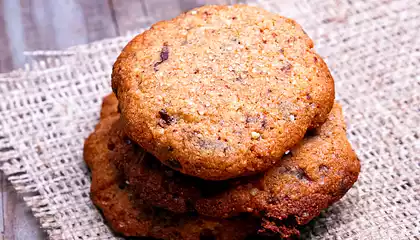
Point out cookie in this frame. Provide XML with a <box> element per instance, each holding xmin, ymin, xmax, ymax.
<box><xmin>111</xmin><ymin>4</ymin><xmax>335</xmax><ymax>180</ymax></box>
<box><xmin>110</xmin><ymin>94</ymin><xmax>360</xmax><ymax>238</ymax></box>
<box><xmin>99</xmin><ymin>93</ymin><xmax>119</xmax><ymax>119</ymax></box>
<box><xmin>83</xmin><ymin>95</ymin><xmax>259</xmax><ymax>239</ymax></box>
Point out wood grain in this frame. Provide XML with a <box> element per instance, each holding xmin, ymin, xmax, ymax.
<box><xmin>142</xmin><ymin>0</ymin><xmax>182</xmax><ymax>21</ymax></box>
<box><xmin>0</xmin><ymin>0</ymin><xmax>13</xmax><ymax>72</ymax></box>
<box><xmin>111</xmin><ymin>0</ymin><xmax>194</xmax><ymax>35</ymax></box>
<box><xmin>2</xmin><ymin>176</ymin><xmax>47</xmax><ymax>240</ymax></box>
<box><xmin>19</xmin><ymin>0</ymin><xmax>58</xmax><ymax>51</ymax></box>
<box><xmin>110</xmin><ymin>0</ymin><xmax>234</xmax><ymax>35</ymax></box>
<box><xmin>75</xmin><ymin>0</ymin><xmax>117</xmax><ymax>42</ymax></box>
<box><xmin>47</xmin><ymin>0</ymin><xmax>89</xmax><ymax>49</ymax></box>
<box><xmin>1</xmin><ymin>0</ymin><xmax>25</xmax><ymax>72</ymax></box>
<box><xmin>110</xmin><ymin>0</ymin><xmax>151</xmax><ymax>34</ymax></box>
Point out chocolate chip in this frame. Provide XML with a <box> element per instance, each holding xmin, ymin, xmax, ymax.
<box><xmin>319</xmin><ymin>164</ymin><xmax>329</xmax><ymax>174</ymax></box>
<box><xmin>203</xmin><ymin>11</ymin><xmax>211</xmax><ymax>15</ymax></box>
<box><xmin>200</xmin><ymin>229</ymin><xmax>216</xmax><ymax>240</ymax></box>
<box><xmin>123</xmin><ymin>136</ymin><xmax>132</xmax><ymax>145</ymax></box>
<box><xmin>159</xmin><ymin>109</ymin><xmax>175</xmax><ymax>125</ymax></box>
<box><xmin>107</xmin><ymin>142</ymin><xmax>115</xmax><ymax>151</ymax></box>
<box><xmin>154</xmin><ymin>43</ymin><xmax>169</xmax><ymax>71</ymax></box>
<box><xmin>261</xmin><ymin>117</ymin><xmax>268</xmax><ymax>129</ymax></box>
<box><xmin>154</xmin><ymin>63</ymin><xmax>160</xmax><ymax>72</ymax></box>
<box><xmin>246</xmin><ymin>116</ymin><xmax>257</xmax><ymax>124</ymax></box>
<box><xmin>160</xmin><ymin>45</ymin><xmax>169</xmax><ymax>61</ymax></box>
<box><xmin>295</xmin><ymin>168</ymin><xmax>311</xmax><ymax>182</ymax></box>
<box><xmin>306</xmin><ymin>94</ymin><xmax>312</xmax><ymax>100</ymax></box>
<box><xmin>280</xmin><ymin>63</ymin><xmax>292</xmax><ymax>73</ymax></box>
<box><xmin>194</xmin><ymin>68</ymin><xmax>200</xmax><ymax>74</ymax></box>
<box><xmin>223</xmin><ymin>147</ymin><xmax>229</xmax><ymax>154</ymax></box>
<box><xmin>314</xmin><ymin>56</ymin><xmax>318</xmax><ymax>63</ymax></box>
<box><xmin>165</xmin><ymin>158</ymin><xmax>182</xmax><ymax>170</ymax></box>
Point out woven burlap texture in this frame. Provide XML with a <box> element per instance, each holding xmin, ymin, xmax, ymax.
<box><xmin>0</xmin><ymin>0</ymin><xmax>419</xmax><ymax>239</ymax></box>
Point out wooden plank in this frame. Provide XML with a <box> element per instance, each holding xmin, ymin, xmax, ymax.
<box><xmin>179</xmin><ymin>0</ymin><xmax>241</xmax><ymax>12</ymax></box>
<box><xmin>19</xmin><ymin>0</ymin><xmax>58</xmax><ymax>51</ymax></box>
<box><xmin>142</xmin><ymin>0</ymin><xmax>182</xmax><ymax>21</ymax></box>
<box><xmin>0</xmin><ymin>174</ymin><xmax>4</xmax><ymax>235</ymax></box>
<box><xmin>19</xmin><ymin>0</ymin><xmax>117</xmax><ymax>51</ymax></box>
<box><xmin>110</xmin><ymin>0</ymin><xmax>152</xmax><ymax>34</ymax></box>
<box><xmin>46</xmin><ymin>0</ymin><xmax>88</xmax><ymax>49</ymax></box>
<box><xmin>2</xmin><ymin>177</ymin><xmax>46</xmax><ymax>240</ymax></box>
<box><xmin>2</xmin><ymin>0</ymin><xmax>25</xmax><ymax>71</ymax></box>
<box><xmin>111</xmin><ymin>0</ymin><xmax>183</xmax><ymax>35</ymax></box>
<box><xmin>178</xmin><ymin>0</ymin><xmax>203</xmax><ymax>12</ymax></box>
<box><xmin>75</xmin><ymin>0</ymin><xmax>117</xmax><ymax>42</ymax></box>
<box><xmin>0</xmin><ymin>1</ymin><xmax>11</xmax><ymax>73</ymax></box>
<box><xmin>111</xmin><ymin>0</ymin><xmax>238</xmax><ymax>35</ymax></box>
<box><xmin>2</xmin><ymin>176</ymin><xmax>15</xmax><ymax>240</ymax></box>
<box><xmin>0</xmin><ymin>0</ymin><xmax>13</xmax><ymax>73</ymax></box>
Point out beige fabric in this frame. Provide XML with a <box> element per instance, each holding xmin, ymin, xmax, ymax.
<box><xmin>0</xmin><ymin>0</ymin><xmax>419</xmax><ymax>239</ymax></box>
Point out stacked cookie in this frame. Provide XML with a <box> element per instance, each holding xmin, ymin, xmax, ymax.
<box><xmin>84</xmin><ymin>5</ymin><xmax>360</xmax><ymax>240</ymax></box>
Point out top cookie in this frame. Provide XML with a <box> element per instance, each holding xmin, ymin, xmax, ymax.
<box><xmin>112</xmin><ymin>5</ymin><xmax>335</xmax><ymax>180</ymax></box>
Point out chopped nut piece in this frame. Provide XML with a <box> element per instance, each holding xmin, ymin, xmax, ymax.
<box><xmin>250</xmin><ymin>188</ymin><xmax>258</xmax><ymax>196</ymax></box>
<box><xmin>251</xmin><ymin>132</ymin><xmax>261</xmax><ymax>140</ymax></box>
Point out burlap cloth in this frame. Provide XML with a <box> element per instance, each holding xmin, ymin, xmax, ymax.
<box><xmin>0</xmin><ymin>0</ymin><xmax>418</xmax><ymax>239</ymax></box>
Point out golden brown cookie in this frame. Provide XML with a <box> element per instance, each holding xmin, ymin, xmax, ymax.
<box><xmin>111</xmin><ymin>5</ymin><xmax>335</xmax><ymax>180</ymax></box>
<box><xmin>83</xmin><ymin>94</ymin><xmax>259</xmax><ymax>240</ymax></box>
<box><xmin>109</xmin><ymin>93</ymin><xmax>359</xmax><ymax>238</ymax></box>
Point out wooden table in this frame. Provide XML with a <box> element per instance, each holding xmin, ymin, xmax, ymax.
<box><xmin>0</xmin><ymin>0</ymin><xmax>249</xmax><ymax>239</ymax></box>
